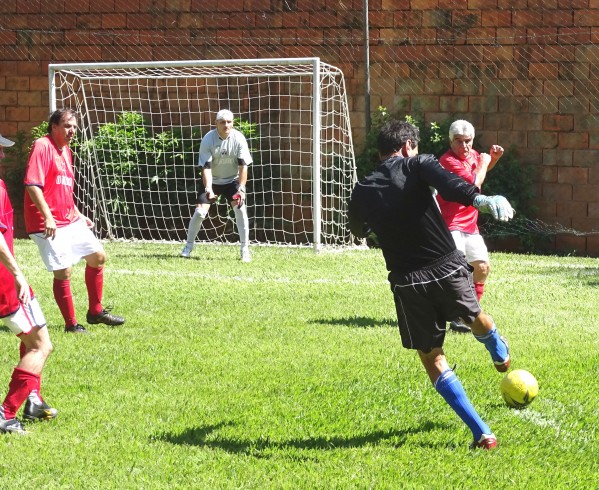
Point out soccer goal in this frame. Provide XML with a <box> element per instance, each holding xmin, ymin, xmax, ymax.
<box><xmin>48</xmin><ymin>58</ymin><xmax>358</xmax><ymax>249</ymax></box>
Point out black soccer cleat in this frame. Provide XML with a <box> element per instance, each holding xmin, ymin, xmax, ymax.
<box><xmin>23</xmin><ymin>392</ymin><xmax>58</xmax><ymax>422</ymax></box>
<box><xmin>86</xmin><ymin>308</ymin><xmax>125</xmax><ymax>326</ymax></box>
<box><xmin>65</xmin><ymin>323</ymin><xmax>89</xmax><ymax>334</ymax></box>
<box><xmin>0</xmin><ymin>406</ymin><xmax>27</xmax><ymax>434</ymax></box>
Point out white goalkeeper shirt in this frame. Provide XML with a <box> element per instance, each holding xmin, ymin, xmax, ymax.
<box><xmin>197</xmin><ymin>128</ymin><xmax>252</xmax><ymax>185</ymax></box>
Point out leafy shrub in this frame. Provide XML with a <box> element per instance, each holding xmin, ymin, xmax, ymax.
<box><xmin>2</xmin><ymin>121</ymin><xmax>49</xmax><ymax>209</ymax></box>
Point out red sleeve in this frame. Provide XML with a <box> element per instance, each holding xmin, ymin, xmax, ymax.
<box><xmin>24</xmin><ymin>138</ymin><xmax>51</xmax><ymax>188</ymax></box>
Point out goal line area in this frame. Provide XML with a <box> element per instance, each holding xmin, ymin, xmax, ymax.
<box><xmin>49</xmin><ymin>58</ymin><xmax>358</xmax><ymax>249</ymax></box>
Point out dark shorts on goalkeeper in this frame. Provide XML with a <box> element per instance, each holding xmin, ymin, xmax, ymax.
<box><xmin>197</xmin><ymin>181</ymin><xmax>240</xmax><ymax>204</ymax></box>
<box><xmin>389</xmin><ymin>249</ymin><xmax>481</xmax><ymax>353</ymax></box>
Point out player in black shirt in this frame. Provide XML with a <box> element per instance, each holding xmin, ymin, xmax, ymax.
<box><xmin>348</xmin><ymin>120</ymin><xmax>514</xmax><ymax>449</ymax></box>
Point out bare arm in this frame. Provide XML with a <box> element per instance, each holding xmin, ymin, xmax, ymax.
<box><xmin>202</xmin><ymin>167</ymin><xmax>215</xmax><ymax>200</ymax></box>
<box><xmin>474</xmin><ymin>153</ymin><xmax>492</xmax><ymax>189</ymax></box>
<box><xmin>0</xmin><ymin>233</ymin><xmax>30</xmax><ymax>305</ymax></box>
<box><xmin>238</xmin><ymin>164</ymin><xmax>248</xmax><ymax>188</ymax></box>
<box><xmin>475</xmin><ymin>145</ymin><xmax>504</xmax><ymax>189</ymax></box>
<box><xmin>488</xmin><ymin>144</ymin><xmax>504</xmax><ymax>172</ymax></box>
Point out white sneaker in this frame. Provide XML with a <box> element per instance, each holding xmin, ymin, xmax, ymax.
<box><xmin>180</xmin><ymin>243</ymin><xmax>193</xmax><ymax>258</ymax></box>
<box><xmin>241</xmin><ymin>247</ymin><xmax>251</xmax><ymax>263</ymax></box>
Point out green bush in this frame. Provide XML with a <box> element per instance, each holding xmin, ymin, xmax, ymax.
<box><xmin>2</xmin><ymin>121</ymin><xmax>49</xmax><ymax>209</ymax></box>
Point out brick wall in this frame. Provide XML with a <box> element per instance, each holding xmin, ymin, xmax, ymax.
<box><xmin>1</xmin><ymin>0</ymin><xmax>598</xmax><ymax>254</ymax></box>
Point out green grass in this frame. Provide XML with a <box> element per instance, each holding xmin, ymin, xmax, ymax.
<box><xmin>1</xmin><ymin>240</ymin><xmax>598</xmax><ymax>489</ymax></box>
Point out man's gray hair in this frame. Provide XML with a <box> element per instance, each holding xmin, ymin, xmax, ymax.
<box><xmin>448</xmin><ymin>120</ymin><xmax>475</xmax><ymax>142</ymax></box>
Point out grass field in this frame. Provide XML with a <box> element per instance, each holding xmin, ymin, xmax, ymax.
<box><xmin>1</xmin><ymin>240</ymin><xmax>598</xmax><ymax>489</ymax></box>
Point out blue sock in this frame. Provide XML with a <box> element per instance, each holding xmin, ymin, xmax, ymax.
<box><xmin>474</xmin><ymin>326</ymin><xmax>509</xmax><ymax>364</ymax></box>
<box><xmin>435</xmin><ymin>369</ymin><xmax>491</xmax><ymax>442</ymax></box>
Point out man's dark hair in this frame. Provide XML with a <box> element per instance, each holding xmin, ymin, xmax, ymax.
<box><xmin>377</xmin><ymin>120</ymin><xmax>420</xmax><ymax>156</ymax></box>
<box><xmin>48</xmin><ymin>108</ymin><xmax>78</xmax><ymax>134</ymax></box>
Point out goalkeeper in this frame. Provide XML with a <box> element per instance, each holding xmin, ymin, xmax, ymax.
<box><xmin>348</xmin><ymin>119</ymin><xmax>513</xmax><ymax>450</ymax></box>
<box><xmin>181</xmin><ymin>109</ymin><xmax>252</xmax><ymax>263</ymax></box>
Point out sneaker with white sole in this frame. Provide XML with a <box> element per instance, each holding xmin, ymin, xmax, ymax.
<box><xmin>180</xmin><ymin>243</ymin><xmax>193</xmax><ymax>258</ymax></box>
<box><xmin>471</xmin><ymin>433</ymin><xmax>497</xmax><ymax>450</ymax></box>
<box><xmin>241</xmin><ymin>247</ymin><xmax>251</xmax><ymax>263</ymax></box>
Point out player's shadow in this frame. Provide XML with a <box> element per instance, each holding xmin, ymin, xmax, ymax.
<box><xmin>313</xmin><ymin>316</ymin><xmax>395</xmax><ymax>329</ymax></box>
<box><xmin>576</xmin><ymin>267</ymin><xmax>599</xmax><ymax>287</ymax></box>
<box><xmin>153</xmin><ymin>420</ymin><xmax>447</xmax><ymax>456</ymax></box>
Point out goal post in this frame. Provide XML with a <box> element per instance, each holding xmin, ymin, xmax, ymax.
<box><xmin>48</xmin><ymin>58</ymin><xmax>358</xmax><ymax>249</ymax></box>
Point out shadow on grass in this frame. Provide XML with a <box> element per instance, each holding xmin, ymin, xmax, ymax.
<box><xmin>153</xmin><ymin>420</ymin><xmax>446</xmax><ymax>455</ymax></box>
<box><xmin>314</xmin><ymin>316</ymin><xmax>396</xmax><ymax>329</ymax></box>
<box><xmin>576</xmin><ymin>267</ymin><xmax>599</xmax><ymax>287</ymax></box>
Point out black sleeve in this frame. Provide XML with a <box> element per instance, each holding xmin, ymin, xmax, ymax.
<box><xmin>347</xmin><ymin>185</ymin><xmax>368</xmax><ymax>238</ymax></box>
<box><xmin>417</xmin><ymin>154</ymin><xmax>480</xmax><ymax>206</ymax></box>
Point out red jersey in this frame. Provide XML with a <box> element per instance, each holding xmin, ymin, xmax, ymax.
<box><xmin>24</xmin><ymin>135</ymin><xmax>79</xmax><ymax>234</ymax></box>
<box><xmin>436</xmin><ymin>148</ymin><xmax>481</xmax><ymax>234</ymax></box>
<box><xmin>0</xmin><ymin>179</ymin><xmax>20</xmax><ymax>317</ymax></box>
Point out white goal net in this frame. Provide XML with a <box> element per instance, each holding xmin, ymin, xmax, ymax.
<box><xmin>49</xmin><ymin>58</ymin><xmax>357</xmax><ymax>248</ymax></box>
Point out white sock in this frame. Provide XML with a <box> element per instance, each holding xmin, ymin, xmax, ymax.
<box><xmin>234</xmin><ymin>205</ymin><xmax>249</xmax><ymax>248</ymax></box>
<box><xmin>186</xmin><ymin>208</ymin><xmax>206</xmax><ymax>245</ymax></box>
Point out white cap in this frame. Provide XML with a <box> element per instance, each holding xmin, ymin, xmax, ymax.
<box><xmin>215</xmin><ymin>109</ymin><xmax>234</xmax><ymax>121</ymax></box>
<box><xmin>0</xmin><ymin>134</ymin><xmax>15</xmax><ymax>147</ymax></box>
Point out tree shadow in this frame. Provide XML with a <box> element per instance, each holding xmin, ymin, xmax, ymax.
<box><xmin>152</xmin><ymin>420</ymin><xmax>448</xmax><ymax>456</ymax></box>
<box><xmin>313</xmin><ymin>316</ymin><xmax>396</xmax><ymax>329</ymax></box>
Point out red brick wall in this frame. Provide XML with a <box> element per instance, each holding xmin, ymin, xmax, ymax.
<box><xmin>1</xmin><ymin>0</ymin><xmax>598</xmax><ymax>254</ymax></box>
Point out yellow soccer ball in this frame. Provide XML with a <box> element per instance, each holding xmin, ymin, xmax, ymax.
<box><xmin>500</xmin><ymin>369</ymin><xmax>539</xmax><ymax>408</ymax></box>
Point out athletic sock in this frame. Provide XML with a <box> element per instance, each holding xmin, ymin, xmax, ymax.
<box><xmin>2</xmin><ymin>368</ymin><xmax>40</xmax><ymax>419</ymax></box>
<box><xmin>53</xmin><ymin>278</ymin><xmax>77</xmax><ymax>327</ymax></box>
<box><xmin>474</xmin><ymin>325</ymin><xmax>509</xmax><ymax>364</ymax></box>
<box><xmin>234</xmin><ymin>204</ymin><xmax>249</xmax><ymax>248</ymax></box>
<box><xmin>474</xmin><ymin>282</ymin><xmax>484</xmax><ymax>302</ymax></box>
<box><xmin>85</xmin><ymin>265</ymin><xmax>104</xmax><ymax>316</ymax></box>
<box><xmin>186</xmin><ymin>208</ymin><xmax>205</xmax><ymax>246</ymax></box>
<box><xmin>435</xmin><ymin>368</ymin><xmax>491</xmax><ymax>442</ymax></box>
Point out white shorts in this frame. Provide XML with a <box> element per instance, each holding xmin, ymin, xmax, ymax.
<box><xmin>0</xmin><ymin>297</ymin><xmax>46</xmax><ymax>335</ymax></box>
<box><xmin>29</xmin><ymin>219</ymin><xmax>103</xmax><ymax>272</ymax></box>
<box><xmin>450</xmin><ymin>230</ymin><xmax>490</xmax><ymax>264</ymax></box>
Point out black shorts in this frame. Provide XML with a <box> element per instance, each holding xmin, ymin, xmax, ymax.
<box><xmin>197</xmin><ymin>181</ymin><xmax>240</xmax><ymax>205</ymax></box>
<box><xmin>389</xmin><ymin>249</ymin><xmax>480</xmax><ymax>353</ymax></box>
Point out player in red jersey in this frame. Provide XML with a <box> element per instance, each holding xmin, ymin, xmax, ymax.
<box><xmin>24</xmin><ymin>109</ymin><xmax>125</xmax><ymax>334</ymax></box>
<box><xmin>436</xmin><ymin>120</ymin><xmax>504</xmax><ymax>333</ymax></box>
<box><xmin>0</xmin><ymin>134</ymin><xmax>57</xmax><ymax>434</ymax></box>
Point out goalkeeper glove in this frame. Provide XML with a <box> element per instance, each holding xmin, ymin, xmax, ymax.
<box><xmin>233</xmin><ymin>186</ymin><xmax>245</xmax><ymax>209</ymax></box>
<box><xmin>473</xmin><ymin>195</ymin><xmax>515</xmax><ymax>221</ymax></box>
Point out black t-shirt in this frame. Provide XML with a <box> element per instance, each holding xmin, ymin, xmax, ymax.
<box><xmin>348</xmin><ymin>154</ymin><xmax>480</xmax><ymax>273</ymax></box>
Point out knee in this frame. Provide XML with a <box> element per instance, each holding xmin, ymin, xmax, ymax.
<box><xmin>194</xmin><ymin>207</ymin><xmax>208</xmax><ymax>218</ymax></box>
<box><xmin>54</xmin><ymin>268</ymin><xmax>72</xmax><ymax>280</ymax></box>
<box><xmin>473</xmin><ymin>261</ymin><xmax>490</xmax><ymax>282</ymax></box>
<box><xmin>39</xmin><ymin>340</ymin><xmax>54</xmax><ymax>359</ymax></box>
<box><xmin>87</xmin><ymin>250</ymin><xmax>107</xmax><ymax>268</ymax></box>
